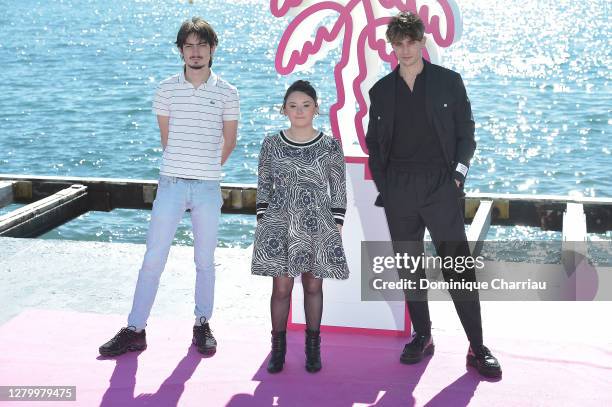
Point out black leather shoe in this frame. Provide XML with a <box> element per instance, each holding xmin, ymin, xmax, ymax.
<box><xmin>400</xmin><ymin>333</ymin><xmax>434</xmax><ymax>364</ymax></box>
<box><xmin>305</xmin><ymin>329</ymin><xmax>322</xmax><ymax>373</ymax></box>
<box><xmin>267</xmin><ymin>331</ymin><xmax>287</xmax><ymax>373</ymax></box>
<box><xmin>467</xmin><ymin>345</ymin><xmax>502</xmax><ymax>378</ymax></box>
<box><xmin>99</xmin><ymin>327</ymin><xmax>147</xmax><ymax>356</ymax></box>
<box><xmin>193</xmin><ymin>318</ymin><xmax>217</xmax><ymax>355</ymax></box>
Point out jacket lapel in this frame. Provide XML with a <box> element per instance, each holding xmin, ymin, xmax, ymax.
<box><xmin>384</xmin><ymin>66</ymin><xmax>399</xmax><ymax>143</ymax></box>
<box><xmin>423</xmin><ymin>59</ymin><xmax>435</xmax><ymax>129</ymax></box>
<box><xmin>424</xmin><ymin>60</ymin><xmax>453</xmax><ymax>171</ymax></box>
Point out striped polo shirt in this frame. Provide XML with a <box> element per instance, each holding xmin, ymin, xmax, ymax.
<box><xmin>152</xmin><ymin>70</ymin><xmax>240</xmax><ymax>180</ymax></box>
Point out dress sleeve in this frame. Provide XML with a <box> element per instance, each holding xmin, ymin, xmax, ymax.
<box><xmin>329</xmin><ymin>137</ymin><xmax>347</xmax><ymax>225</ymax></box>
<box><xmin>256</xmin><ymin>136</ymin><xmax>273</xmax><ymax>220</ymax></box>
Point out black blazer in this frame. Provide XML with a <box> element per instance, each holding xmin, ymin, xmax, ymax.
<box><xmin>365</xmin><ymin>60</ymin><xmax>476</xmax><ymax>207</ymax></box>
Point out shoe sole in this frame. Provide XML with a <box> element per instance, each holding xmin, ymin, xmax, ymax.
<box><xmin>196</xmin><ymin>347</ymin><xmax>217</xmax><ymax>355</ymax></box>
<box><xmin>99</xmin><ymin>343</ymin><xmax>147</xmax><ymax>357</ymax></box>
<box><xmin>305</xmin><ymin>365</ymin><xmax>322</xmax><ymax>373</ymax></box>
<box><xmin>466</xmin><ymin>356</ymin><xmax>502</xmax><ymax>378</ymax></box>
<box><xmin>193</xmin><ymin>339</ymin><xmax>217</xmax><ymax>355</ymax></box>
<box><xmin>267</xmin><ymin>365</ymin><xmax>284</xmax><ymax>374</ymax></box>
<box><xmin>400</xmin><ymin>344</ymin><xmax>435</xmax><ymax>365</ymax></box>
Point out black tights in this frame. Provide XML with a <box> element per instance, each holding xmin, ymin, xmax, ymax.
<box><xmin>270</xmin><ymin>273</ymin><xmax>323</xmax><ymax>332</ymax></box>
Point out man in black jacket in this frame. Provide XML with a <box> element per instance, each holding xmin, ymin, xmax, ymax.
<box><xmin>365</xmin><ymin>11</ymin><xmax>501</xmax><ymax>378</ymax></box>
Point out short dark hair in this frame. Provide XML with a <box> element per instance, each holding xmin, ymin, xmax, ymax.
<box><xmin>386</xmin><ymin>11</ymin><xmax>425</xmax><ymax>43</ymax></box>
<box><xmin>176</xmin><ymin>17</ymin><xmax>219</xmax><ymax>67</ymax></box>
<box><xmin>282</xmin><ymin>80</ymin><xmax>318</xmax><ymax>109</ymax></box>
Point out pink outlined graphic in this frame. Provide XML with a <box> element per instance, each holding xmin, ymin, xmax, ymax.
<box><xmin>272</xmin><ymin>0</ymin><xmax>461</xmax><ymax>178</ymax></box>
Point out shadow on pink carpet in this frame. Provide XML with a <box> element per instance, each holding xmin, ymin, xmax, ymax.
<box><xmin>0</xmin><ymin>309</ymin><xmax>610</xmax><ymax>406</ymax></box>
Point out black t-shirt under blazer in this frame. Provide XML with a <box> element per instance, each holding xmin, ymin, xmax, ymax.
<box><xmin>365</xmin><ymin>59</ymin><xmax>476</xmax><ymax>207</ymax></box>
<box><xmin>390</xmin><ymin>62</ymin><xmax>446</xmax><ymax>168</ymax></box>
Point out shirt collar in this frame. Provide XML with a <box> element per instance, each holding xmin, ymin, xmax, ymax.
<box><xmin>178</xmin><ymin>68</ymin><xmax>218</xmax><ymax>88</ymax></box>
<box><xmin>207</xmin><ymin>70</ymin><xmax>218</xmax><ymax>87</ymax></box>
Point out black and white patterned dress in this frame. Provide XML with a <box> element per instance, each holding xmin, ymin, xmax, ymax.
<box><xmin>251</xmin><ymin>130</ymin><xmax>349</xmax><ymax>279</ymax></box>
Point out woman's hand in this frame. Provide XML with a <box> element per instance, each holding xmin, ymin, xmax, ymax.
<box><xmin>337</xmin><ymin>224</ymin><xmax>343</xmax><ymax>234</ymax></box>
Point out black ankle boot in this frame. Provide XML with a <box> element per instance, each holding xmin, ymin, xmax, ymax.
<box><xmin>267</xmin><ymin>331</ymin><xmax>286</xmax><ymax>373</ymax></box>
<box><xmin>305</xmin><ymin>329</ymin><xmax>322</xmax><ymax>373</ymax></box>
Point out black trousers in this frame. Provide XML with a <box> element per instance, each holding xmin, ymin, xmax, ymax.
<box><xmin>383</xmin><ymin>164</ymin><xmax>483</xmax><ymax>347</ymax></box>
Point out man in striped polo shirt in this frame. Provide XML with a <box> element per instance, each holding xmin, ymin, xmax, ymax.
<box><xmin>100</xmin><ymin>17</ymin><xmax>239</xmax><ymax>357</ymax></box>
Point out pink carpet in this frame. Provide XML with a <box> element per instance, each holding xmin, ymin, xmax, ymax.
<box><xmin>0</xmin><ymin>309</ymin><xmax>610</xmax><ymax>406</ymax></box>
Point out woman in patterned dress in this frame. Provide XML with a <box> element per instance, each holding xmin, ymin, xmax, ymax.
<box><xmin>251</xmin><ymin>80</ymin><xmax>349</xmax><ymax>373</ymax></box>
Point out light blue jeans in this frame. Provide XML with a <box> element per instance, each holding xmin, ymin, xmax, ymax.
<box><xmin>127</xmin><ymin>175</ymin><xmax>222</xmax><ymax>330</ymax></box>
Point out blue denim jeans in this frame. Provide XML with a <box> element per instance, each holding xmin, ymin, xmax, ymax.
<box><xmin>127</xmin><ymin>175</ymin><xmax>222</xmax><ymax>330</ymax></box>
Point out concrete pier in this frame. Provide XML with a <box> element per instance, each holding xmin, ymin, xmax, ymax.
<box><xmin>1</xmin><ymin>236</ymin><xmax>610</xmax><ymax>343</ymax></box>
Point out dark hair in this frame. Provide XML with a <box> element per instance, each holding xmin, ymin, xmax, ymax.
<box><xmin>282</xmin><ymin>80</ymin><xmax>318</xmax><ymax>109</ymax></box>
<box><xmin>386</xmin><ymin>11</ymin><xmax>425</xmax><ymax>43</ymax></box>
<box><xmin>176</xmin><ymin>17</ymin><xmax>219</xmax><ymax>67</ymax></box>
